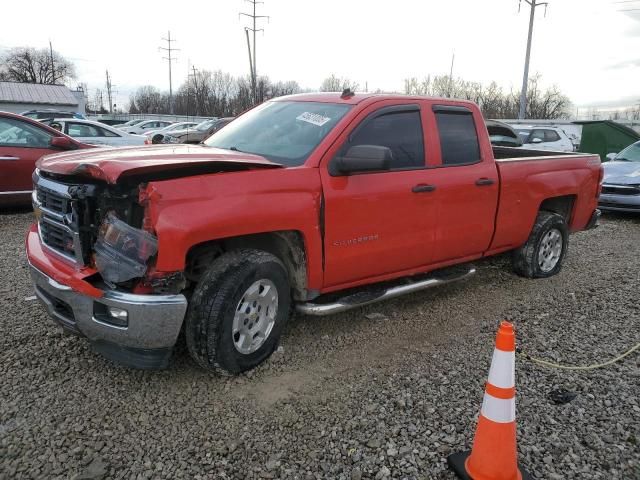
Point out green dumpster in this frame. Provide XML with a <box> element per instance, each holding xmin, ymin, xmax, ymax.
<box><xmin>574</xmin><ymin>120</ymin><xmax>640</xmax><ymax>162</ymax></box>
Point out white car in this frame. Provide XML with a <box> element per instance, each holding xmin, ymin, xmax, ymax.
<box><xmin>44</xmin><ymin>119</ymin><xmax>147</xmax><ymax>147</ymax></box>
<box><xmin>124</xmin><ymin>120</ymin><xmax>174</xmax><ymax>135</ymax></box>
<box><xmin>144</xmin><ymin>121</ymin><xmax>199</xmax><ymax>139</ymax></box>
<box><xmin>115</xmin><ymin>119</ymin><xmax>145</xmax><ymax>130</ymax></box>
<box><xmin>515</xmin><ymin>126</ymin><xmax>575</xmax><ymax>152</ymax></box>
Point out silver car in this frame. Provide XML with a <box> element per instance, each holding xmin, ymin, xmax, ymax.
<box><xmin>599</xmin><ymin>141</ymin><xmax>640</xmax><ymax>213</ymax></box>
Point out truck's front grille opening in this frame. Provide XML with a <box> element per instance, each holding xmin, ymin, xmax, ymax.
<box><xmin>40</xmin><ymin>221</ymin><xmax>76</xmax><ymax>259</ymax></box>
<box><xmin>36</xmin><ymin>187</ymin><xmax>70</xmax><ymax>214</ymax></box>
<box><xmin>34</xmin><ymin>172</ymin><xmax>86</xmax><ymax>264</ymax></box>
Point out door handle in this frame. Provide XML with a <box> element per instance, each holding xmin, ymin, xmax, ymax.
<box><xmin>0</xmin><ymin>156</ymin><xmax>20</xmax><ymax>161</ymax></box>
<box><xmin>412</xmin><ymin>184</ymin><xmax>436</xmax><ymax>193</ymax></box>
<box><xmin>475</xmin><ymin>178</ymin><xmax>495</xmax><ymax>186</ymax></box>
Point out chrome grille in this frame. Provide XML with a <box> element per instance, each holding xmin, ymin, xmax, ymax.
<box><xmin>33</xmin><ymin>172</ymin><xmax>84</xmax><ymax>264</ymax></box>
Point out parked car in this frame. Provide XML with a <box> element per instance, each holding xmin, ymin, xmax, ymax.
<box><xmin>486</xmin><ymin>120</ymin><xmax>523</xmax><ymax>147</ymax></box>
<box><xmin>515</xmin><ymin>126</ymin><xmax>575</xmax><ymax>152</ymax></box>
<box><xmin>26</xmin><ymin>93</ymin><xmax>602</xmax><ymax>373</ymax></box>
<box><xmin>163</xmin><ymin>117</ymin><xmax>233</xmax><ymax>144</ymax></box>
<box><xmin>115</xmin><ymin>119</ymin><xmax>145</xmax><ymax>130</ymax></box>
<box><xmin>41</xmin><ymin>119</ymin><xmax>147</xmax><ymax>147</ymax></box>
<box><xmin>96</xmin><ymin>119</ymin><xmax>130</xmax><ymax>127</ymax></box>
<box><xmin>598</xmin><ymin>140</ymin><xmax>640</xmax><ymax>213</ymax></box>
<box><xmin>21</xmin><ymin>109</ymin><xmax>86</xmax><ymax>120</ymax></box>
<box><xmin>123</xmin><ymin>120</ymin><xmax>174</xmax><ymax>135</ymax></box>
<box><xmin>144</xmin><ymin>121</ymin><xmax>199</xmax><ymax>144</ymax></box>
<box><xmin>0</xmin><ymin>111</ymin><xmax>92</xmax><ymax>207</ymax></box>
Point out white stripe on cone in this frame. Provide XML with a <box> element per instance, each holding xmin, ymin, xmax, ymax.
<box><xmin>487</xmin><ymin>349</ymin><xmax>515</xmax><ymax>389</ymax></box>
<box><xmin>481</xmin><ymin>392</ymin><xmax>516</xmax><ymax>423</ymax></box>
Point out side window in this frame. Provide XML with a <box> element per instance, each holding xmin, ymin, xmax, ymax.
<box><xmin>344</xmin><ymin>109</ymin><xmax>425</xmax><ymax>169</ymax></box>
<box><xmin>0</xmin><ymin>118</ymin><xmax>52</xmax><ymax>147</ymax></box>
<box><xmin>100</xmin><ymin>126</ymin><xmax>119</xmax><ymax>137</ymax></box>
<box><xmin>67</xmin><ymin>123</ymin><xmax>101</xmax><ymax>137</ymax></box>
<box><xmin>434</xmin><ymin>110</ymin><xmax>480</xmax><ymax>166</ymax></box>
<box><xmin>529</xmin><ymin>129</ymin><xmax>546</xmax><ymax>142</ymax></box>
<box><xmin>544</xmin><ymin>130</ymin><xmax>561</xmax><ymax>142</ymax></box>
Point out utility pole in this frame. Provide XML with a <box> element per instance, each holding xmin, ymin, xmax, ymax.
<box><xmin>518</xmin><ymin>0</ymin><xmax>548</xmax><ymax>119</ymax></box>
<box><xmin>448</xmin><ymin>52</ymin><xmax>455</xmax><ymax>98</ymax></box>
<box><xmin>49</xmin><ymin>41</ymin><xmax>55</xmax><ymax>84</ymax></box>
<box><xmin>189</xmin><ymin>65</ymin><xmax>199</xmax><ymax>115</ymax></box>
<box><xmin>159</xmin><ymin>31</ymin><xmax>179</xmax><ymax>114</ymax></box>
<box><xmin>241</xmin><ymin>0</ymin><xmax>269</xmax><ymax>103</ymax></box>
<box><xmin>105</xmin><ymin>70</ymin><xmax>114</xmax><ymax>114</ymax></box>
<box><xmin>244</xmin><ymin>28</ymin><xmax>256</xmax><ymax>102</ymax></box>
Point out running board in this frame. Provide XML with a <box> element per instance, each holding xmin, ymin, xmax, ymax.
<box><xmin>296</xmin><ymin>267</ymin><xmax>476</xmax><ymax>316</ymax></box>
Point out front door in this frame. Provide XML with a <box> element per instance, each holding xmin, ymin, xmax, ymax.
<box><xmin>0</xmin><ymin>116</ymin><xmax>54</xmax><ymax>201</ymax></box>
<box><xmin>320</xmin><ymin>101</ymin><xmax>437</xmax><ymax>288</ymax></box>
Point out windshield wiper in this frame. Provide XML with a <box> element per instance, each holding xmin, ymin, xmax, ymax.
<box><xmin>229</xmin><ymin>146</ymin><xmax>244</xmax><ymax>152</ymax></box>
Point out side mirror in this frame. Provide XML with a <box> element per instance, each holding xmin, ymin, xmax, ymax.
<box><xmin>605</xmin><ymin>152</ymin><xmax>618</xmax><ymax>162</ymax></box>
<box><xmin>50</xmin><ymin>136</ymin><xmax>74</xmax><ymax>150</ymax></box>
<box><xmin>531</xmin><ymin>138</ymin><xmax>543</xmax><ymax>144</ymax></box>
<box><xmin>332</xmin><ymin>145</ymin><xmax>393</xmax><ymax>175</ymax></box>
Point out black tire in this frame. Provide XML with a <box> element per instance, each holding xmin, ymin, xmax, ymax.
<box><xmin>512</xmin><ymin>211</ymin><xmax>569</xmax><ymax>278</ymax></box>
<box><xmin>185</xmin><ymin>249</ymin><xmax>290</xmax><ymax>375</ymax></box>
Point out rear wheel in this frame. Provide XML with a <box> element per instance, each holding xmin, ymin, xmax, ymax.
<box><xmin>512</xmin><ymin>211</ymin><xmax>569</xmax><ymax>278</ymax></box>
<box><xmin>185</xmin><ymin>249</ymin><xmax>290</xmax><ymax>375</ymax></box>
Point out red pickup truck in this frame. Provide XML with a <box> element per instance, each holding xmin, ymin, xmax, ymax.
<box><xmin>27</xmin><ymin>93</ymin><xmax>602</xmax><ymax>373</ymax></box>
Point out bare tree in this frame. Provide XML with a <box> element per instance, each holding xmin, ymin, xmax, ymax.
<box><xmin>403</xmin><ymin>73</ymin><xmax>571</xmax><ymax>119</ymax></box>
<box><xmin>320</xmin><ymin>74</ymin><xmax>359</xmax><ymax>92</ymax></box>
<box><xmin>0</xmin><ymin>47</ymin><xmax>76</xmax><ymax>85</ymax></box>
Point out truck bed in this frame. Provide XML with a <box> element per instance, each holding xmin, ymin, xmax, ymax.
<box><xmin>488</xmin><ymin>146</ymin><xmax>601</xmax><ymax>255</ymax></box>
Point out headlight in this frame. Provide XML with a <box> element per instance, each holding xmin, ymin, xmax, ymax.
<box><xmin>94</xmin><ymin>212</ymin><xmax>158</xmax><ymax>284</ymax></box>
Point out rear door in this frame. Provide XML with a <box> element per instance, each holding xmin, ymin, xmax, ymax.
<box><xmin>320</xmin><ymin>101</ymin><xmax>437</xmax><ymax>288</ymax></box>
<box><xmin>0</xmin><ymin>116</ymin><xmax>55</xmax><ymax>200</ymax></box>
<box><xmin>424</xmin><ymin>104</ymin><xmax>499</xmax><ymax>263</ymax></box>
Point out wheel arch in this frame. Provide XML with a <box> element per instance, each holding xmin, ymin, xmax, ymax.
<box><xmin>185</xmin><ymin>230</ymin><xmax>310</xmax><ymax>301</ymax></box>
<box><xmin>539</xmin><ymin>194</ymin><xmax>576</xmax><ymax>224</ymax></box>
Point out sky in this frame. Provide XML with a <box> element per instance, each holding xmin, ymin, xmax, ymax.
<box><xmin>1</xmin><ymin>0</ymin><xmax>639</xmax><ymax>111</ymax></box>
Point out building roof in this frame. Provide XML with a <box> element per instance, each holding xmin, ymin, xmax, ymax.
<box><xmin>0</xmin><ymin>81</ymin><xmax>79</xmax><ymax>106</ymax></box>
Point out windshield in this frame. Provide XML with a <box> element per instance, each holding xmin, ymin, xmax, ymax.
<box><xmin>204</xmin><ymin>101</ymin><xmax>352</xmax><ymax>166</ymax></box>
<box><xmin>614</xmin><ymin>142</ymin><xmax>640</xmax><ymax>162</ymax></box>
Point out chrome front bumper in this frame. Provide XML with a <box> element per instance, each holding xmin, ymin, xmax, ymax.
<box><xmin>29</xmin><ymin>263</ymin><xmax>188</xmax><ymax>368</ymax></box>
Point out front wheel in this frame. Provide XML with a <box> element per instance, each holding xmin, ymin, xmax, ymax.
<box><xmin>185</xmin><ymin>249</ymin><xmax>290</xmax><ymax>375</ymax></box>
<box><xmin>512</xmin><ymin>211</ymin><xmax>569</xmax><ymax>278</ymax></box>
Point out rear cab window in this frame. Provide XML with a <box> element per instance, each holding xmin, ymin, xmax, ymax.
<box><xmin>433</xmin><ymin>106</ymin><xmax>480</xmax><ymax>166</ymax></box>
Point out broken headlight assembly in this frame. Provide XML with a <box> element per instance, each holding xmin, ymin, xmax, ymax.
<box><xmin>94</xmin><ymin>212</ymin><xmax>158</xmax><ymax>284</ymax></box>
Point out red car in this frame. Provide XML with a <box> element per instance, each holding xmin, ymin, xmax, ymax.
<box><xmin>26</xmin><ymin>93</ymin><xmax>602</xmax><ymax>373</ymax></box>
<box><xmin>0</xmin><ymin>111</ymin><xmax>91</xmax><ymax>207</ymax></box>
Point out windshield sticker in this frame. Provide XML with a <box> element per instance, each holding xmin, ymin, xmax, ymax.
<box><xmin>296</xmin><ymin>112</ymin><xmax>331</xmax><ymax>127</ymax></box>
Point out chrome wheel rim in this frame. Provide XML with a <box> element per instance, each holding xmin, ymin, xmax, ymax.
<box><xmin>538</xmin><ymin>228</ymin><xmax>563</xmax><ymax>272</ymax></box>
<box><xmin>232</xmin><ymin>279</ymin><xmax>278</xmax><ymax>354</ymax></box>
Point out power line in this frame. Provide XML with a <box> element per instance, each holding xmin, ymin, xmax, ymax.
<box><xmin>159</xmin><ymin>31</ymin><xmax>179</xmax><ymax>114</ymax></box>
<box><xmin>240</xmin><ymin>0</ymin><xmax>269</xmax><ymax>103</ymax></box>
<box><xmin>518</xmin><ymin>0</ymin><xmax>549</xmax><ymax>120</ymax></box>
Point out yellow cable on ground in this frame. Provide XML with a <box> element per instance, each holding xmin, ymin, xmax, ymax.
<box><xmin>518</xmin><ymin>342</ymin><xmax>640</xmax><ymax>371</ymax></box>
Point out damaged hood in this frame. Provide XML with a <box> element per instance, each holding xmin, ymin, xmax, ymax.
<box><xmin>37</xmin><ymin>144</ymin><xmax>283</xmax><ymax>184</ymax></box>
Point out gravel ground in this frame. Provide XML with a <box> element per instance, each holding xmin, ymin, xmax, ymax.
<box><xmin>1</xmin><ymin>210</ymin><xmax>639</xmax><ymax>480</ymax></box>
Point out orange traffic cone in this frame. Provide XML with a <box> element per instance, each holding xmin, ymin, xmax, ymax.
<box><xmin>447</xmin><ymin>321</ymin><xmax>533</xmax><ymax>480</ymax></box>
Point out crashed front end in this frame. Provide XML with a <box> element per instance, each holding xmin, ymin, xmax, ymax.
<box><xmin>27</xmin><ymin>168</ymin><xmax>187</xmax><ymax>369</ymax></box>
